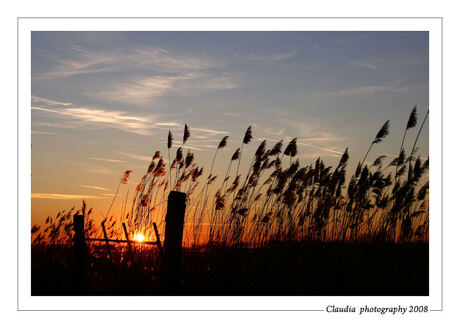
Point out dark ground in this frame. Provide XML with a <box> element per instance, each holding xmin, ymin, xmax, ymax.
<box><xmin>32</xmin><ymin>241</ymin><xmax>428</xmax><ymax>296</ymax></box>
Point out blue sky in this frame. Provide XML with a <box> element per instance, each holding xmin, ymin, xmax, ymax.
<box><xmin>31</xmin><ymin>31</ymin><xmax>429</xmax><ymax>224</ymax></box>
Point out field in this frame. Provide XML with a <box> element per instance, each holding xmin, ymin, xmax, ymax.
<box><xmin>32</xmin><ymin>241</ymin><xmax>428</xmax><ymax>296</ymax></box>
<box><xmin>31</xmin><ymin>107</ymin><xmax>429</xmax><ymax>296</ymax></box>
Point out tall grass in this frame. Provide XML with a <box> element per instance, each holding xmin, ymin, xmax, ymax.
<box><xmin>32</xmin><ymin>108</ymin><xmax>429</xmax><ymax>248</ymax></box>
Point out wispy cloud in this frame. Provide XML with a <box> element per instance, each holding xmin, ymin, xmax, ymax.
<box><xmin>78</xmin><ymin>184</ymin><xmax>111</xmax><ymax>191</ymax></box>
<box><xmin>191</xmin><ymin>127</ymin><xmax>228</xmax><ymax>135</ymax></box>
<box><xmin>89</xmin><ymin>75</ymin><xmax>189</xmax><ymax>104</ymax></box>
<box><xmin>156</xmin><ymin>122</ymin><xmax>181</xmax><ymax>127</ymax></box>
<box><xmin>32</xmin><ymin>193</ymin><xmax>106</xmax><ymax>200</ymax></box>
<box><xmin>34</xmin><ymin>45</ymin><xmax>238</xmax><ymax>105</ymax></box>
<box><xmin>88</xmin><ymin>73</ymin><xmax>238</xmax><ymax>104</ymax></box>
<box><xmin>32</xmin><ymin>95</ymin><xmax>184</xmax><ymax>136</ymax></box>
<box><xmin>33</xmin><ymin>44</ymin><xmax>295</xmax><ymax>84</ymax></box>
<box><xmin>131</xmin><ymin>47</ymin><xmax>219</xmax><ymax>73</ymax></box>
<box><xmin>82</xmin><ymin>166</ymin><xmax>115</xmax><ymax>176</ymax></box>
<box><xmin>171</xmin><ymin>144</ymin><xmax>204</xmax><ymax>151</ymax></box>
<box><xmin>33</xmin><ymin>45</ymin><xmax>221</xmax><ymax>80</ymax></box>
<box><xmin>33</xmin><ymin>45</ymin><xmax>115</xmax><ymax>80</ymax></box>
<box><xmin>188</xmin><ymin>139</ymin><xmax>225</xmax><ymax>143</ymax></box>
<box><xmin>217</xmin><ymin>112</ymin><xmax>248</xmax><ymax>118</ymax></box>
<box><xmin>116</xmin><ymin>151</ymin><xmax>152</xmax><ymax>162</ymax></box>
<box><xmin>298</xmin><ymin>152</ymin><xmax>342</xmax><ymax>159</ymax></box>
<box><xmin>256</xmin><ymin>126</ymin><xmax>286</xmax><ymax>138</ymax></box>
<box><xmin>32</xmin><ymin>95</ymin><xmax>72</xmax><ymax>107</ymax></box>
<box><xmin>32</xmin><ymin>121</ymin><xmax>79</xmax><ymax>130</ymax></box>
<box><xmin>297</xmin><ymin>141</ymin><xmax>346</xmax><ymax>156</ymax></box>
<box><xmin>351</xmin><ymin>60</ymin><xmax>379</xmax><ymax>71</ymax></box>
<box><xmin>88</xmin><ymin>157</ymin><xmax>127</xmax><ymax>163</ymax></box>
<box><xmin>256</xmin><ymin>118</ymin><xmax>345</xmax><ymax>145</ymax></box>
<box><xmin>298</xmin><ymin>137</ymin><xmax>344</xmax><ymax>142</ymax></box>
<box><xmin>100</xmin><ymin>193</ymin><xmax>117</xmax><ymax>197</ymax></box>
<box><xmin>240</xmin><ymin>50</ymin><xmax>297</xmax><ymax>63</ymax></box>
<box><xmin>32</xmin><ymin>130</ymin><xmax>57</xmax><ymax>135</ymax></box>
<box><xmin>32</xmin><ymin>105</ymin><xmax>154</xmax><ymax>135</ymax></box>
<box><xmin>333</xmin><ymin>85</ymin><xmax>411</xmax><ymax>96</ymax></box>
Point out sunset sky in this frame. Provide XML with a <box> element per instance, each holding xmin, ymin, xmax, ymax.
<box><xmin>31</xmin><ymin>31</ymin><xmax>429</xmax><ymax>226</ymax></box>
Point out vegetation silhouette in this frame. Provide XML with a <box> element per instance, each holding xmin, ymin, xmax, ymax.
<box><xmin>31</xmin><ymin>107</ymin><xmax>429</xmax><ymax>295</ymax></box>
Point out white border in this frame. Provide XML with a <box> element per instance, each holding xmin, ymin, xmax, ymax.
<box><xmin>18</xmin><ymin>18</ymin><xmax>442</xmax><ymax>311</ymax></box>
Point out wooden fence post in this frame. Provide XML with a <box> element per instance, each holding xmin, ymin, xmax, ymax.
<box><xmin>73</xmin><ymin>214</ymin><xmax>87</xmax><ymax>293</ymax></box>
<box><xmin>163</xmin><ymin>191</ymin><xmax>186</xmax><ymax>292</ymax></box>
<box><xmin>122</xmin><ymin>222</ymin><xmax>132</xmax><ymax>262</ymax></box>
<box><xmin>101</xmin><ymin>220</ymin><xmax>113</xmax><ymax>264</ymax></box>
<box><xmin>153</xmin><ymin>222</ymin><xmax>164</xmax><ymax>258</ymax></box>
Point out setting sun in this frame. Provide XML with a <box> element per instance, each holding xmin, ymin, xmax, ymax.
<box><xmin>133</xmin><ymin>233</ymin><xmax>145</xmax><ymax>242</ymax></box>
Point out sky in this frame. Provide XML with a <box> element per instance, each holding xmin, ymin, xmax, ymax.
<box><xmin>31</xmin><ymin>31</ymin><xmax>429</xmax><ymax>226</ymax></box>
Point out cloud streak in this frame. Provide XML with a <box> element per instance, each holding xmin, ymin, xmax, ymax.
<box><xmin>115</xmin><ymin>151</ymin><xmax>152</xmax><ymax>162</ymax></box>
<box><xmin>239</xmin><ymin>50</ymin><xmax>297</xmax><ymax>63</ymax></box>
<box><xmin>32</xmin><ymin>130</ymin><xmax>57</xmax><ymax>135</ymax></box>
<box><xmin>32</xmin><ymin>105</ymin><xmax>154</xmax><ymax>135</ymax></box>
<box><xmin>131</xmin><ymin>47</ymin><xmax>220</xmax><ymax>73</ymax></box>
<box><xmin>191</xmin><ymin>127</ymin><xmax>229</xmax><ymax>135</ymax></box>
<box><xmin>351</xmin><ymin>60</ymin><xmax>379</xmax><ymax>71</ymax></box>
<box><xmin>333</xmin><ymin>85</ymin><xmax>411</xmax><ymax>96</ymax></box>
<box><xmin>88</xmin><ymin>157</ymin><xmax>127</xmax><ymax>163</ymax></box>
<box><xmin>171</xmin><ymin>144</ymin><xmax>204</xmax><ymax>151</ymax></box>
<box><xmin>33</xmin><ymin>45</ymin><xmax>116</xmax><ymax>80</ymax></box>
<box><xmin>33</xmin><ymin>45</ymin><xmax>221</xmax><ymax>80</ymax></box>
<box><xmin>87</xmin><ymin>73</ymin><xmax>238</xmax><ymax>104</ymax></box>
<box><xmin>32</xmin><ymin>193</ymin><xmax>106</xmax><ymax>200</ymax></box>
<box><xmin>297</xmin><ymin>141</ymin><xmax>346</xmax><ymax>156</ymax></box>
<box><xmin>33</xmin><ymin>45</ymin><xmax>240</xmax><ymax>105</ymax></box>
<box><xmin>78</xmin><ymin>184</ymin><xmax>111</xmax><ymax>191</ymax></box>
<box><xmin>31</xmin><ymin>95</ymin><xmax>186</xmax><ymax>136</ymax></box>
<box><xmin>32</xmin><ymin>95</ymin><xmax>72</xmax><ymax>107</ymax></box>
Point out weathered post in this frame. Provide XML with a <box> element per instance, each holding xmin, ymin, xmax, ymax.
<box><xmin>163</xmin><ymin>191</ymin><xmax>186</xmax><ymax>292</ymax></box>
<box><xmin>122</xmin><ymin>222</ymin><xmax>132</xmax><ymax>263</ymax></box>
<box><xmin>101</xmin><ymin>220</ymin><xmax>113</xmax><ymax>264</ymax></box>
<box><xmin>73</xmin><ymin>214</ymin><xmax>87</xmax><ymax>294</ymax></box>
<box><xmin>153</xmin><ymin>222</ymin><xmax>164</xmax><ymax>258</ymax></box>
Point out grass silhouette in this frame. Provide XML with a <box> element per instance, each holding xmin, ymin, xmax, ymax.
<box><xmin>31</xmin><ymin>107</ymin><xmax>429</xmax><ymax>295</ymax></box>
